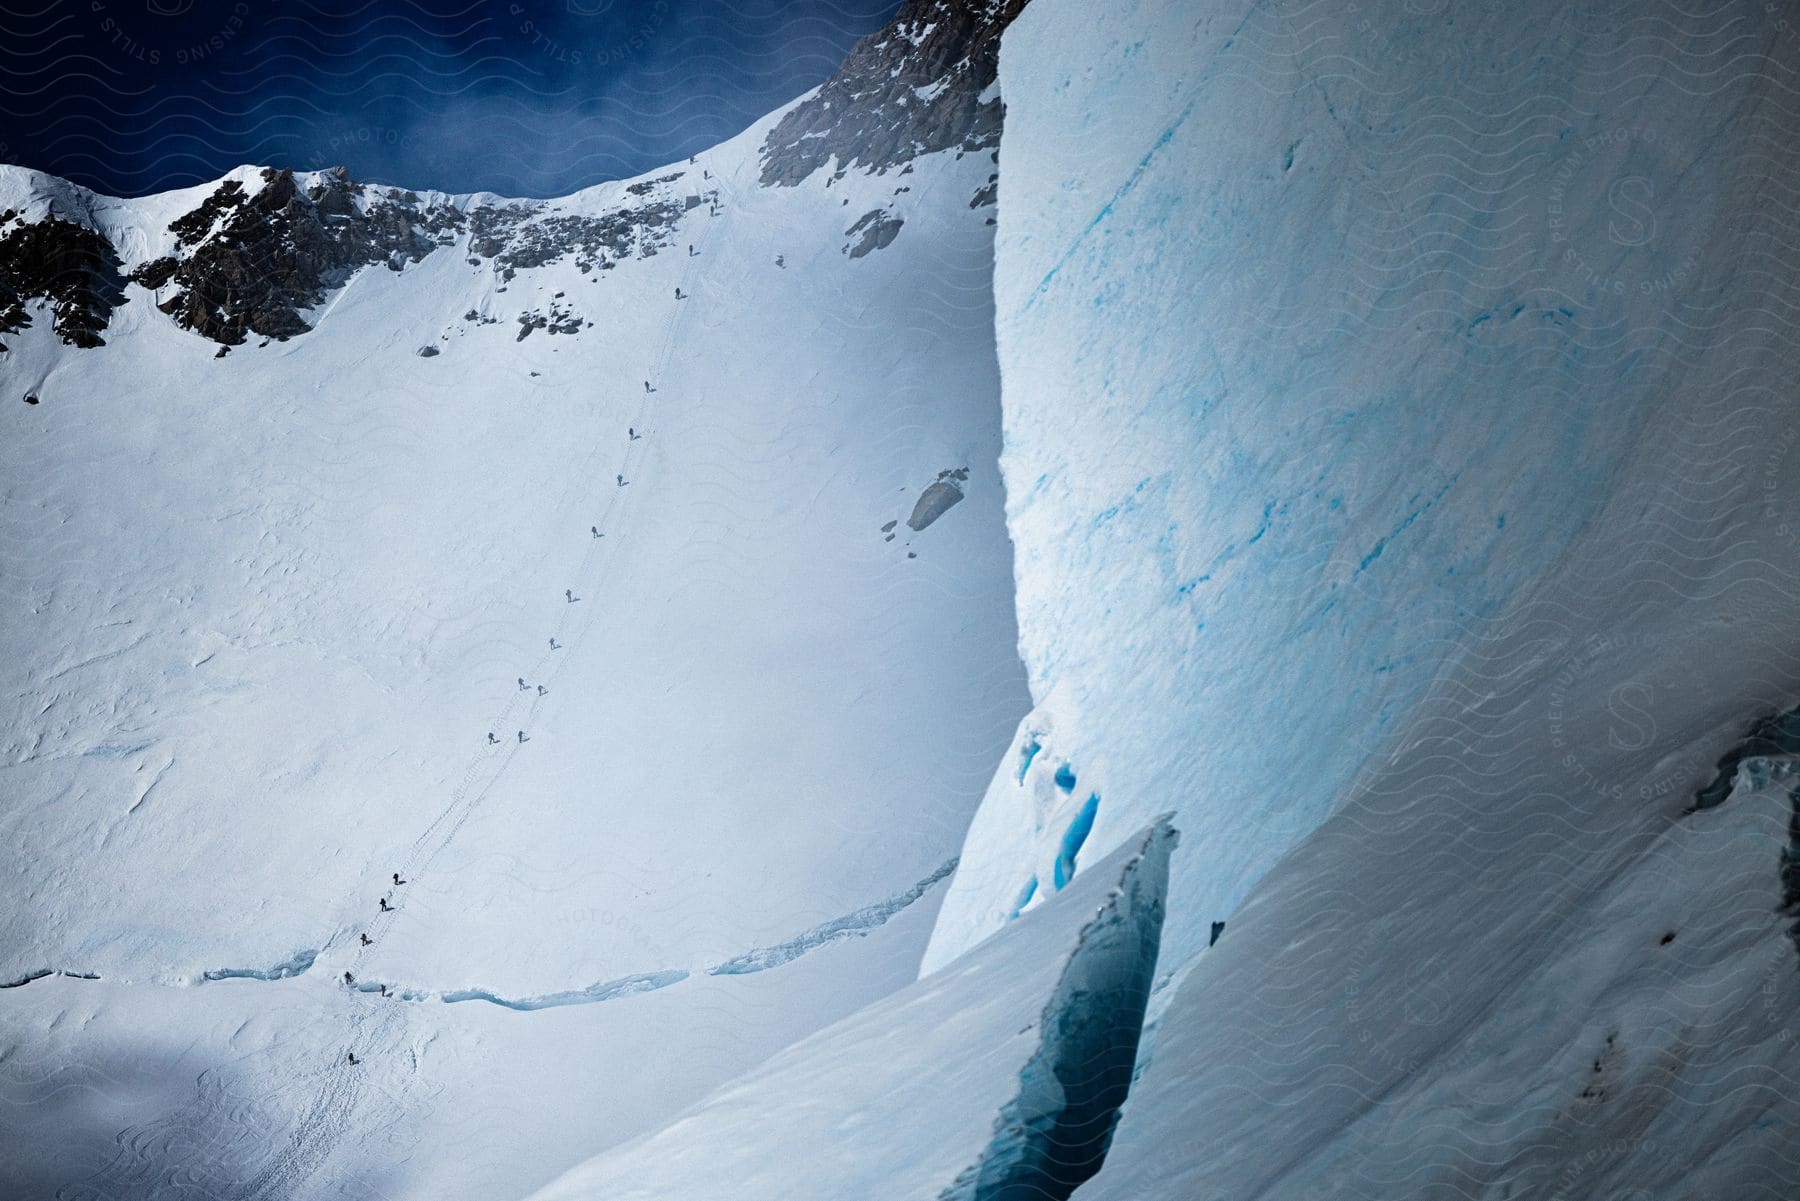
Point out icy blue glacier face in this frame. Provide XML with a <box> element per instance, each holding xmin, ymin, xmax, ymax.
<box><xmin>922</xmin><ymin>0</ymin><xmax>1800</xmax><ymax>1195</ymax></box>
<box><xmin>926</xmin><ymin>0</ymin><xmax>1800</xmax><ymax>979</ymax></box>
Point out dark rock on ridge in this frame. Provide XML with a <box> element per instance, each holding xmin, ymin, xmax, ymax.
<box><xmin>0</xmin><ymin>211</ymin><xmax>127</xmax><ymax>350</ymax></box>
<box><xmin>759</xmin><ymin>0</ymin><xmax>1030</xmax><ymax>187</ymax></box>
<box><xmin>130</xmin><ymin>167</ymin><xmax>463</xmax><ymax>345</ymax></box>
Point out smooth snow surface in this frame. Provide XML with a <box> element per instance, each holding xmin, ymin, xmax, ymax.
<box><xmin>0</xmin><ymin>102</ymin><xmax>1028</xmax><ymax>1198</ymax></box>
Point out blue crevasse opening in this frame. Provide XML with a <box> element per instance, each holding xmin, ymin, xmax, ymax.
<box><xmin>1053</xmin><ymin>763</ymin><xmax>1076</xmax><ymax>792</ymax></box>
<box><xmin>939</xmin><ymin>820</ymin><xmax>1177</xmax><ymax>1201</ymax></box>
<box><xmin>1017</xmin><ymin>736</ymin><xmax>1043</xmax><ymax>784</ymax></box>
<box><xmin>201</xmin><ymin>949</ymin><xmax>318</xmax><ymax>983</ymax></box>
<box><xmin>440</xmin><ymin>970</ymin><xmax>687</xmax><ymax>1011</ymax></box>
<box><xmin>1008</xmin><ymin>875</ymin><xmax>1039</xmax><ymax>920</ymax></box>
<box><xmin>1053</xmin><ymin>794</ymin><xmax>1100</xmax><ymax>890</ymax></box>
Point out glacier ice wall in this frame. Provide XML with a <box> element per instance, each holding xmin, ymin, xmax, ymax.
<box><xmin>925</xmin><ymin>0</ymin><xmax>1800</xmax><ymax>982</ymax></box>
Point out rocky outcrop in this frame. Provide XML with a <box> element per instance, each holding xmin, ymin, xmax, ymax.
<box><xmin>129</xmin><ymin>168</ymin><xmax>464</xmax><ymax>345</ymax></box>
<box><xmin>470</xmin><ymin>184</ymin><xmax>703</xmax><ymax>283</ymax></box>
<box><xmin>759</xmin><ymin>0</ymin><xmax>1029</xmax><ymax>187</ymax></box>
<box><xmin>3</xmin><ymin>3</ymin><xmax>1018</xmax><ymax>353</ymax></box>
<box><xmin>0</xmin><ymin>211</ymin><xmax>127</xmax><ymax>350</ymax></box>
<box><xmin>908</xmin><ymin>468</ymin><xmax>970</xmax><ymax>530</ymax></box>
<box><xmin>846</xmin><ymin>208</ymin><xmax>905</xmax><ymax>258</ymax></box>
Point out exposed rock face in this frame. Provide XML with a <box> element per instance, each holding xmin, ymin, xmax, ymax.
<box><xmin>0</xmin><ymin>211</ymin><xmax>127</xmax><ymax>350</ymax></box>
<box><xmin>846</xmin><ymin>209</ymin><xmax>905</xmax><ymax>258</ymax></box>
<box><xmin>471</xmin><ymin>185</ymin><xmax>703</xmax><ymax>283</ymax></box>
<box><xmin>118</xmin><ymin>165</ymin><xmax>710</xmax><ymax>346</ymax></box>
<box><xmin>1</xmin><ymin>2</ymin><xmax>1024</xmax><ymax>352</ymax></box>
<box><xmin>759</xmin><ymin>0</ymin><xmax>1029</xmax><ymax>187</ymax></box>
<box><xmin>908</xmin><ymin>468</ymin><xmax>970</xmax><ymax>530</ymax></box>
<box><xmin>130</xmin><ymin>168</ymin><xmax>464</xmax><ymax>345</ymax></box>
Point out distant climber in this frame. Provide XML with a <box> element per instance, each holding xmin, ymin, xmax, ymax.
<box><xmin>344</xmin><ymin>971</ymin><xmax>355</xmax><ymax>986</ymax></box>
<box><xmin>517</xmin><ymin>730</ymin><xmax>529</xmax><ymax>743</ymax></box>
<box><xmin>518</xmin><ymin>677</ymin><xmax>528</xmax><ymax>691</ymax></box>
<box><xmin>616</xmin><ymin>474</ymin><xmax>628</xmax><ymax>487</ymax></box>
<box><xmin>674</xmin><ymin>286</ymin><xmax>685</xmax><ymax>300</ymax></box>
<box><xmin>536</xmin><ymin>684</ymin><xmax>547</xmax><ymax>696</ymax></box>
<box><xmin>687</xmin><ymin>244</ymin><xmax>696</xmax><ymax>257</ymax></box>
<box><xmin>774</xmin><ymin>255</ymin><xmax>785</xmax><ymax>269</ymax></box>
<box><xmin>392</xmin><ymin>872</ymin><xmax>405</xmax><ymax>886</ymax></box>
<box><xmin>566</xmin><ymin>589</ymin><xmax>578</xmax><ymax>603</ymax></box>
<box><xmin>488</xmin><ymin>732</ymin><xmax>500</xmax><ymax>745</ymax></box>
<box><xmin>629</xmin><ymin>427</ymin><xmax>640</xmax><ymax>440</ymax></box>
<box><xmin>591</xmin><ymin>525</ymin><xmax>603</xmax><ymax>538</ymax></box>
<box><xmin>644</xmin><ymin>380</ymin><xmax>652</xmax><ymax>394</ymax></box>
<box><xmin>379</xmin><ymin>897</ymin><xmax>392</xmax><ymax>913</ymax></box>
<box><xmin>378</xmin><ymin>984</ymin><xmax>389</xmax><ymax>997</ymax></box>
<box><xmin>550</xmin><ymin>637</ymin><xmax>561</xmax><ymax>650</ymax></box>
<box><xmin>347</xmin><ymin>1051</ymin><xmax>359</xmax><ymax>1065</ymax></box>
<box><xmin>359</xmin><ymin>933</ymin><xmax>373</xmax><ymax>947</ymax></box>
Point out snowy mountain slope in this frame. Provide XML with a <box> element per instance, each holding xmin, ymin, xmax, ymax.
<box><xmin>0</xmin><ymin>3</ymin><xmax>1034</xmax><ymax>1195</ymax></box>
<box><xmin>8</xmin><ymin>0</ymin><xmax>1798</xmax><ymax>1195</ymax></box>
<box><xmin>483</xmin><ymin>0</ymin><xmax>1800</xmax><ymax>1198</ymax></box>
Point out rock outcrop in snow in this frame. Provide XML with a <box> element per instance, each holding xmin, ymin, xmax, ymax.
<box><xmin>0</xmin><ymin>212</ymin><xmax>126</xmax><ymax>350</ymax></box>
<box><xmin>759</xmin><ymin>0</ymin><xmax>1021</xmax><ymax>196</ymax></box>
<box><xmin>129</xmin><ymin>168</ymin><xmax>464</xmax><ymax>344</ymax></box>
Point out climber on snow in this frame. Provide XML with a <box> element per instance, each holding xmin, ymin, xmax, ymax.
<box><xmin>488</xmin><ymin>732</ymin><xmax>500</xmax><ymax>745</ymax></box>
<box><xmin>344</xmin><ymin>971</ymin><xmax>355</xmax><ymax>986</ymax></box>
<box><xmin>566</xmin><ymin>588</ymin><xmax>578</xmax><ymax>603</ymax></box>
<box><xmin>360</xmin><ymin>933</ymin><xmax>373</xmax><ymax>947</ymax></box>
<box><xmin>629</xmin><ymin>427</ymin><xmax>640</xmax><ymax>440</ymax></box>
<box><xmin>616</xmin><ymin>474</ymin><xmax>628</xmax><ymax>487</ymax></box>
<box><xmin>379</xmin><ymin>897</ymin><xmax>392</xmax><ymax>913</ymax></box>
<box><xmin>591</xmin><ymin>525</ymin><xmax>603</xmax><ymax>538</ymax></box>
<box><xmin>392</xmin><ymin>872</ymin><xmax>405</xmax><ymax>886</ymax></box>
<box><xmin>347</xmin><ymin>1051</ymin><xmax>359</xmax><ymax>1065</ymax></box>
<box><xmin>517</xmin><ymin>730</ymin><xmax>529</xmax><ymax>743</ymax></box>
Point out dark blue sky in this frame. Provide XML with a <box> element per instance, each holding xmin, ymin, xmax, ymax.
<box><xmin>0</xmin><ymin>0</ymin><xmax>900</xmax><ymax>198</ymax></box>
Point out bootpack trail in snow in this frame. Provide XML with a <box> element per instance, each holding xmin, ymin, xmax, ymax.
<box><xmin>64</xmin><ymin>167</ymin><xmax>734</xmax><ymax>1201</ymax></box>
<box><xmin>260</xmin><ymin>180</ymin><xmax>725</xmax><ymax>1201</ymax></box>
